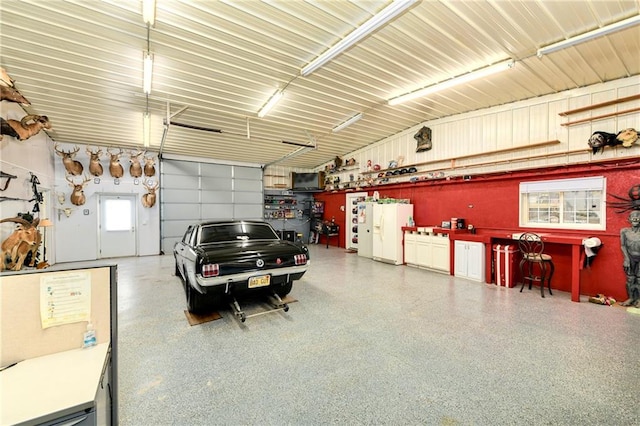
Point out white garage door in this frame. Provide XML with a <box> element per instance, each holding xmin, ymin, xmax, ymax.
<box><xmin>160</xmin><ymin>158</ymin><xmax>263</xmax><ymax>254</ymax></box>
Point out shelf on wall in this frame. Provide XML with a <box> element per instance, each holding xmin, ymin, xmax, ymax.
<box><xmin>360</xmin><ymin>140</ymin><xmax>561</xmax><ymax>175</ymax></box>
<box><xmin>560</xmin><ymin>107</ymin><xmax>640</xmax><ymax>127</ymax></box>
<box><xmin>558</xmin><ymin>94</ymin><xmax>640</xmax><ymax>116</ymax></box>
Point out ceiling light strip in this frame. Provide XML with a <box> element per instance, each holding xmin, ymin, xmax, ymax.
<box><xmin>300</xmin><ymin>0</ymin><xmax>417</xmax><ymax>77</ymax></box>
<box><xmin>388</xmin><ymin>60</ymin><xmax>515</xmax><ymax>106</ymax></box>
<box><xmin>333</xmin><ymin>112</ymin><xmax>363</xmax><ymax>132</ymax></box>
<box><xmin>537</xmin><ymin>14</ymin><xmax>640</xmax><ymax>57</ymax></box>
<box><xmin>258</xmin><ymin>90</ymin><xmax>283</xmax><ymax>118</ymax></box>
<box><xmin>142</xmin><ymin>0</ymin><xmax>156</xmax><ymax>26</ymax></box>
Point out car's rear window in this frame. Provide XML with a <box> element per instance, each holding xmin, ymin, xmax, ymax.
<box><xmin>199</xmin><ymin>223</ymin><xmax>279</xmax><ymax>244</ymax></box>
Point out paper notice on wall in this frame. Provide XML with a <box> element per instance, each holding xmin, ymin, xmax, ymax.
<box><xmin>40</xmin><ymin>271</ymin><xmax>91</xmax><ymax>329</ymax></box>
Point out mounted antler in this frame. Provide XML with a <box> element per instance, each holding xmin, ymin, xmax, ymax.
<box><xmin>129</xmin><ymin>150</ymin><xmax>144</xmax><ymax>178</ymax></box>
<box><xmin>55</xmin><ymin>143</ymin><xmax>84</xmax><ymax>176</ymax></box>
<box><xmin>66</xmin><ymin>175</ymin><xmax>91</xmax><ymax>206</ymax></box>
<box><xmin>144</xmin><ymin>154</ymin><xmax>156</xmax><ymax>177</ymax></box>
<box><xmin>86</xmin><ymin>147</ymin><xmax>104</xmax><ymax>177</ymax></box>
<box><xmin>107</xmin><ymin>148</ymin><xmax>124</xmax><ymax>178</ymax></box>
<box><xmin>142</xmin><ymin>179</ymin><xmax>159</xmax><ymax>208</ymax></box>
<box><xmin>0</xmin><ymin>115</ymin><xmax>51</xmax><ymax>141</ymax></box>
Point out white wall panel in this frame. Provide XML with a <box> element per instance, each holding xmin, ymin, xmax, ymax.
<box><xmin>318</xmin><ymin>76</ymin><xmax>638</xmax><ymax>187</ymax></box>
<box><xmin>529</xmin><ymin>104</ymin><xmax>548</xmax><ymax>142</ymax></box>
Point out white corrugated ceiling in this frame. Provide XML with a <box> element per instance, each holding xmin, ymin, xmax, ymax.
<box><xmin>1</xmin><ymin>0</ymin><xmax>638</xmax><ymax>169</ymax></box>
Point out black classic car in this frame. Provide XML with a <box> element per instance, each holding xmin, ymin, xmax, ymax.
<box><xmin>174</xmin><ymin>220</ymin><xmax>309</xmax><ymax>314</ymax></box>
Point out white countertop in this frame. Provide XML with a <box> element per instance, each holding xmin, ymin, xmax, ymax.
<box><xmin>0</xmin><ymin>342</ymin><xmax>109</xmax><ymax>426</ymax></box>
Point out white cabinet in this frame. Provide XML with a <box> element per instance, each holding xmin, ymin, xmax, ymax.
<box><xmin>404</xmin><ymin>232</ymin><xmax>450</xmax><ymax>273</ymax></box>
<box><xmin>454</xmin><ymin>240</ymin><xmax>485</xmax><ymax>282</ymax></box>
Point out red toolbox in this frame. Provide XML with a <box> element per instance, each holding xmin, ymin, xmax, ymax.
<box><xmin>493</xmin><ymin>244</ymin><xmax>519</xmax><ymax>288</ymax></box>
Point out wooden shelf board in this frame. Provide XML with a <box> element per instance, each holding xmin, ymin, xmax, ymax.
<box><xmin>559</xmin><ymin>94</ymin><xmax>640</xmax><ymax>116</ymax></box>
<box><xmin>560</xmin><ymin>107</ymin><xmax>640</xmax><ymax>126</ymax></box>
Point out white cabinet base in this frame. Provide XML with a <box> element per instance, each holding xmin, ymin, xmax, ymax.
<box><xmin>404</xmin><ymin>232</ymin><xmax>450</xmax><ymax>273</ymax></box>
<box><xmin>454</xmin><ymin>240</ymin><xmax>485</xmax><ymax>282</ymax></box>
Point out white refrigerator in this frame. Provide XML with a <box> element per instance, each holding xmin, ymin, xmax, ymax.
<box><xmin>357</xmin><ymin>202</ymin><xmax>375</xmax><ymax>259</ymax></box>
<box><xmin>372</xmin><ymin>203</ymin><xmax>414</xmax><ymax>265</ymax></box>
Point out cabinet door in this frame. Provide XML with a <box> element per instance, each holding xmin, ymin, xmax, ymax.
<box><xmin>416</xmin><ymin>238</ymin><xmax>432</xmax><ymax>267</ymax></box>
<box><xmin>431</xmin><ymin>239</ymin><xmax>450</xmax><ymax>272</ymax></box>
<box><xmin>454</xmin><ymin>240</ymin><xmax>467</xmax><ymax>276</ymax></box>
<box><xmin>404</xmin><ymin>233</ymin><xmax>417</xmax><ymax>264</ymax></box>
<box><xmin>466</xmin><ymin>242</ymin><xmax>485</xmax><ymax>281</ymax></box>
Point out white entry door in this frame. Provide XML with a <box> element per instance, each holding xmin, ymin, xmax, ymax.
<box><xmin>99</xmin><ymin>194</ymin><xmax>137</xmax><ymax>258</ymax></box>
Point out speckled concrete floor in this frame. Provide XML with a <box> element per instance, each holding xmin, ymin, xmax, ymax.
<box><xmin>108</xmin><ymin>245</ymin><xmax>640</xmax><ymax>425</ymax></box>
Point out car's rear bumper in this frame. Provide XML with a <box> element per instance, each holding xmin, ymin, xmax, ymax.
<box><xmin>193</xmin><ymin>264</ymin><xmax>308</xmax><ymax>294</ymax></box>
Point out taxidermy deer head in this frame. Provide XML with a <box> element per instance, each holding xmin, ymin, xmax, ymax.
<box><xmin>66</xmin><ymin>175</ymin><xmax>91</xmax><ymax>206</ymax></box>
<box><xmin>144</xmin><ymin>154</ymin><xmax>156</xmax><ymax>177</ymax></box>
<box><xmin>142</xmin><ymin>180</ymin><xmax>159</xmax><ymax>208</ymax></box>
<box><xmin>86</xmin><ymin>147</ymin><xmax>104</xmax><ymax>177</ymax></box>
<box><xmin>107</xmin><ymin>148</ymin><xmax>124</xmax><ymax>178</ymax></box>
<box><xmin>129</xmin><ymin>150</ymin><xmax>144</xmax><ymax>178</ymax></box>
<box><xmin>54</xmin><ymin>143</ymin><xmax>84</xmax><ymax>176</ymax></box>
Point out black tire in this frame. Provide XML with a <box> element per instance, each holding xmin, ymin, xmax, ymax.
<box><xmin>275</xmin><ymin>280</ymin><xmax>293</xmax><ymax>297</ymax></box>
<box><xmin>174</xmin><ymin>260</ymin><xmax>181</xmax><ymax>278</ymax></box>
<box><xmin>186</xmin><ymin>278</ymin><xmax>207</xmax><ymax>313</ymax></box>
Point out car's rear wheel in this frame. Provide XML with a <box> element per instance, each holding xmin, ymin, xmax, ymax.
<box><xmin>185</xmin><ymin>278</ymin><xmax>208</xmax><ymax>313</ymax></box>
<box><xmin>275</xmin><ymin>280</ymin><xmax>293</xmax><ymax>297</ymax></box>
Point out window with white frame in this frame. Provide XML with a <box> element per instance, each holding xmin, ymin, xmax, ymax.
<box><xmin>519</xmin><ymin>177</ymin><xmax>606</xmax><ymax>230</ymax></box>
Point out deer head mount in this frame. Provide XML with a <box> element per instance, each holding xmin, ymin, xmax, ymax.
<box><xmin>54</xmin><ymin>143</ymin><xmax>84</xmax><ymax>176</ymax></box>
<box><xmin>107</xmin><ymin>148</ymin><xmax>124</xmax><ymax>179</ymax></box>
<box><xmin>86</xmin><ymin>147</ymin><xmax>104</xmax><ymax>177</ymax></box>
<box><xmin>142</xmin><ymin>179</ymin><xmax>159</xmax><ymax>208</ymax></box>
<box><xmin>129</xmin><ymin>150</ymin><xmax>144</xmax><ymax>178</ymax></box>
<box><xmin>144</xmin><ymin>154</ymin><xmax>156</xmax><ymax>177</ymax></box>
<box><xmin>66</xmin><ymin>175</ymin><xmax>91</xmax><ymax>206</ymax></box>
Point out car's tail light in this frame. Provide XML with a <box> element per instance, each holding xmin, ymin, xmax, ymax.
<box><xmin>202</xmin><ymin>263</ymin><xmax>219</xmax><ymax>277</ymax></box>
<box><xmin>294</xmin><ymin>254</ymin><xmax>307</xmax><ymax>265</ymax></box>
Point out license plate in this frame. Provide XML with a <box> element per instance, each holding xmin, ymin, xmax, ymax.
<box><xmin>248</xmin><ymin>274</ymin><xmax>270</xmax><ymax>288</ymax></box>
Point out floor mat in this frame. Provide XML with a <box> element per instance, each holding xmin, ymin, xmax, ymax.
<box><xmin>184</xmin><ymin>310</ymin><xmax>223</xmax><ymax>326</ymax></box>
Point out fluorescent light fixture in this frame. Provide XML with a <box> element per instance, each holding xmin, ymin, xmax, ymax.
<box><xmin>143</xmin><ymin>52</ymin><xmax>153</xmax><ymax>94</ymax></box>
<box><xmin>332</xmin><ymin>112</ymin><xmax>363</xmax><ymax>132</ymax></box>
<box><xmin>143</xmin><ymin>112</ymin><xmax>151</xmax><ymax>147</ymax></box>
<box><xmin>537</xmin><ymin>14</ymin><xmax>640</xmax><ymax>57</ymax></box>
<box><xmin>258</xmin><ymin>90</ymin><xmax>283</xmax><ymax>118</ymax></box>
<box><xmin>142</xmin><ymin>0</ymin><xmax>156</xmax><ymax>25</ymax></box>
<box><xmin>301</xmin><ymin>0</ymin><xmax>417</xmax><ymax>77</ymax></box>
<box><xmin>388</xmin><ymin>59</ymin><xmax>515</xmax><ymax>106</ymax></box>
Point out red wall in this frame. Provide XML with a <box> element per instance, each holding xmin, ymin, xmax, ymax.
<box><xmin>314</xmin><ymin>160</ymin><xmax>639</xmax><ymax>301</ymax></box>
